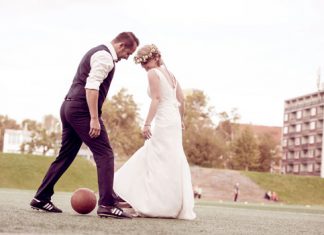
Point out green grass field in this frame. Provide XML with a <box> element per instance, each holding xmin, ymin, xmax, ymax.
<box><xmin>1</xmin><ymin>153</ymin><xmax>324</xmax><ymax>206</ymax></box>
<box><xmin>0</xmin><ymin>153</ymin><xmax>98</xmax><ymax>192</ymax></box>
<box><xmin>242</xmin><ymin>171</ymin><xmax>324</xmax><ymax>206</ymax></box>
<box><xmin>0</xmin><ymin>188</ymin><xmax>323</xmax><ymax>235</ymax></box>
<box><xmin>1</xmin><ymin>153</ymin><xmax>324</xmax><ymax>234</ymax></box>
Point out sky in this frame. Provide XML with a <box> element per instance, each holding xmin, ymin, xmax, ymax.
<box><xmin>0</xmin><ymin>0</ymin><xmax>324</xmax><ymax>127</ymax></box>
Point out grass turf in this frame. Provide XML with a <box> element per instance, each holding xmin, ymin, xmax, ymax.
<box><xmin>1</xmin><ymin>189</ymin><xmax>324</xmax><ymax>235</ymax></box>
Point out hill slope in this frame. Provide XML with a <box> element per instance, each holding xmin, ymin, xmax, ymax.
<box><xmin>0</xmin><ymin>153</ymin><xmax>98</xmax><ymax>192</ymax></box>
<box><xmin>1</xmin><ymin>153</ymin><xmax>324</xmax><ymax>206</ymax></box>
<box><xmin>191</xmin><ymin>166</ymin><xmax>268</xmax><ymax>203</ymax></box>
<box><xmin>190</xmin><ymin>166</ymin><xmax>324</xmax><ymax>206</ymax></box>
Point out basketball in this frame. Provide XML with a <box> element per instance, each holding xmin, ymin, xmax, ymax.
<box><xmin>71</xmin><ymin>188</ymin><xmax>97</xmax><ymax>214</ymax></box>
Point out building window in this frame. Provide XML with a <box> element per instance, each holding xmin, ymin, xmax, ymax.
<box><xmin>294</xmin><ymin>138</ymin><xmax>300</xmax><ymax>146</ymax></box>
<box><xmin>302</xmin><ymin>136</ymin><xmax>308</xmax><ymax>144</ymax></box>
<box><xmin>297</xmin><ymin>110</ymin><xmax>302</xmax><ymax>119</ymax></box>
<box><xmin>315</xmin><ymin>163</ymin><xmax>321</xmax><ymax>172</ymax></box>
<box><xmin>296</xmin><ymin>124</ymin><xmax>301</xmax><ymax>132</ymax></box>
<box><xmin>283</xmin><ymin>126</ymin><xmax>288</xmax><ymax>134</ymax></box>
<box><xmin>293</xmin><ymin>164</ymin><xmax>299</xmax><ymax>173</ymax></box>
<box><xmin>311</xmin><ymin>107</ymin><xmax>317</xmax><ymax>116</ymax></box>
<box><xmin>282</xmin><ymin>139</ymin><xmax>287</xmax><ymax>147</ymax></box>
<box><xmin>289</xmin><ymin>125</ymin><xmax>296</xmax><ymax>133</ymax></box>
<box><xmin>287</xmin><ymin>164</ymin><xmax>293</xmax><ymax>173</ymax></box>
<box><xmin>294</xmin><ymin>151</ymin><xmax>300</xmax><ymax>159</ymax></box>
<box><xmin>317</xmin><ymin>134</ymin><xmax>322</xmax><ymax>143</ymax></box>
<box><xmin>316</xmin><ymin>149</ymin><xmax>322</xmax><ymax>157</ymax></box>
<box><xmin>308</xmin><ymin>164</ymin><xmax>313</xmax><ymax>172</ymax></box>
<box><xmin>310</xmin><ymin>121</ymin><xmax>316</xmax><ymax>130</ymax></box>
<box><xmin>309</xmin><ymin>135</ymin><xmax>315</xmax><ymax>144</ymax></box>
<box><xmin>283</xmin><ymin>152</ymin><xmax>287</xmax><ymax>159</ymax></box>
<box><xmin>303</xmin><ymin>109</ymin><xmax>310</xmax><ymax>118</ymax></box>
<box><xmin>308</xmin><ymin>149</ymin><xmax>315</xmax><ymax>158</ymax></box>
<box><xmin>303</xmin><ymin>122</ymin><xmax>309</xmax><ymax>131</ymax></box>
<box><xmin>284</xmin><ymin>114</ymin><xmax>288</xmax><ymax>121</ymax></box>
<box><xmin>301</xmin><ymin>164</ymin><xmax>307</xmax><ymax>172</ymax></box>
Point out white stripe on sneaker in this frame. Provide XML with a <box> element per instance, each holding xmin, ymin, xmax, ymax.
<box><xmin>33</xmin><ymin>198</ymin><xmax>41</xmax><ymax>203</ymax></box>
<box><xmin>43</xmin><ymin>203</ymin><xmax>51</xmax><ymax>209</ymax></box>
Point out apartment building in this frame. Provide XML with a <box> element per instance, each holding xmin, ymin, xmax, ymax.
<box><xmin>282</xmin><ymin>91</ymin><xmax>324</xmax><ymax>178</ymax></box>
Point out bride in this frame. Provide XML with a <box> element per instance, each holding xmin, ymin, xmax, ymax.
<box><xmin>113</xmin><ymin>44</ymin><xmax>196</xmax><ymax>220</ymax></box>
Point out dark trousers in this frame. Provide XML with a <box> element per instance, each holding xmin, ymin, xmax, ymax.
<box><xmin>35</xmin><ymin>100</ymin><xmax>115</xmax><ymax>206</ymax></box>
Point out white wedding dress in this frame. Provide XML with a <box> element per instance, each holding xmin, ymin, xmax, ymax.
<box><xmin>113</xmin><ymin>68</ymin><xmax>196</xmax><ymax>220</ymax></box>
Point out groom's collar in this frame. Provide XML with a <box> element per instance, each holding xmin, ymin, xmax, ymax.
<box><xmin>105</xmin><ymin>43</ymin><xmax>118</xmax><ymax>62</ymax></box>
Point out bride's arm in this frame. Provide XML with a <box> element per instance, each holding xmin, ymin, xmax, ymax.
<box><xmin>143</xmin><ymin>70</ymin><xmax>161</xmax><ymax>139</ymax></box>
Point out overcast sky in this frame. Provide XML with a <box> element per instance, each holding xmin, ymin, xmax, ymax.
<box><xmin>0</xmin><ymin>0</ymin><xmax>323</xmax><ymax>127</ymax></box>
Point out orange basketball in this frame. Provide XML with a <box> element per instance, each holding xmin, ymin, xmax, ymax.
<box><xmin>71</xmin><ymin>188</ymin><xmax>97</xmax><ymax>214</ymax></box>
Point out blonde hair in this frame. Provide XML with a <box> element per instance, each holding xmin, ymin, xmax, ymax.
<box><xmin>134</xmin><ymin>44</ymin><xmax>162</xmax><ymax>65</ymax></box>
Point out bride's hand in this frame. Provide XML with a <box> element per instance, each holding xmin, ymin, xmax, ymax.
<box><xmin>142</xmin><ymin>125</ymin><xmax>152</xmax><ymax>140</ymax></box>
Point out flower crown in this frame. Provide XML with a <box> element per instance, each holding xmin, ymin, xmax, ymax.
<box><xmin>134</xmin><ymin>44</ymin><xmax>159</xmax><ymax>64</ymax></box>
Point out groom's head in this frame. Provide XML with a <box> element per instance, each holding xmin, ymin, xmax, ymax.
<box><xmin>112</xmin><ymin>32</ymin><xmax>139</xmax><ymax>62</ymax></box>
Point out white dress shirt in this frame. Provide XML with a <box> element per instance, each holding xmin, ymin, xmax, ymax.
<box><xmin>84</xmin><ymin>43</ymin><xmax>118</xmax><ymax>90</ymax></box>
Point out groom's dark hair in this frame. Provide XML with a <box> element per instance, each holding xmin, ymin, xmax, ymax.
<box><xmin>113</xmin><ymin>32</ymin><xmax>139</xmax><ymax>48</ymax></box>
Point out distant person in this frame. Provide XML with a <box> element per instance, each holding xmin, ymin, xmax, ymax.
<box><xmin>264</xmin><ymin>191</ymin><xmax>272</xmax><ymax>200</ymax></box>
<box><xmin>234</xmin><ymin>183</ymin><xmax>239</xmax><ymax>202</ymax></box>
<box><xmin>113</xmin><ymin>44</ymin><xmax>196</xmax><ymax>220</ymax></box>
<box><xmin>271</xmin><ymin>191</ymin><xmax>279</xmax><ymax>201</ymax></box>
<box><xmin>194</xmin><ymin>185</ymin><xmax>203</xmax><ymax>199</ymax></box>
<box><xmin>30</xmin><ymin>32</ymin><xmax>139</xmax><ymax>219</ymax></box>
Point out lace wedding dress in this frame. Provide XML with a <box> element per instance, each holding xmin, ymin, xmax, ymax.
<box><xmin>113</xmin><ymin>68</ymin><xmax>196</xmax><ymax>220</ymax></box>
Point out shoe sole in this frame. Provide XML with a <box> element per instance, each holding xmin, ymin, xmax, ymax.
<box><xmin>31</xmin><ymin>206</ymin><xmax>62</xmax><ymax>213</ymax></box>
<box><xmin>97</xmin><ymin>213</ymin><xmax>132</xmax><ymax>219</ymax></box>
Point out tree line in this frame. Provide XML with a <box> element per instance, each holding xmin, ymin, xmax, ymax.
<box><xmin>0</xmin><ymin>88</ymin><xmax>279</xmax><ymax>172</ymax></box>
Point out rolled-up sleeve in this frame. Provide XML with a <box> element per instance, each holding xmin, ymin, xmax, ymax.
<box><xmin>85</xmin><ymin>50</ymin><xmax>114</xmax><ymax>90</ymax></box>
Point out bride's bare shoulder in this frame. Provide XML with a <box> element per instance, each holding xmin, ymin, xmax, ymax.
<box><xmin>147</xmin><ymin>68</ymin><xmax>160</xmax><ymax>79</ymax></box>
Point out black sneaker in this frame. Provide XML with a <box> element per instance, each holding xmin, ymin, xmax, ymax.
<box><xmin>30</xmin><ymin>198</ymin><xmax>62</xmax><ymax>213</ymax></box>
<box><xmin>97</xmin><ymin>205</ymin><xmax>132</xmax><ymax>219</ymax></box>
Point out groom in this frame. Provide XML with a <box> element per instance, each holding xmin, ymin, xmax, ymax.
<box><xmin>30</xmin><ymin>32</ymin><xmax>139</xmax><ymax>219</ymax></box>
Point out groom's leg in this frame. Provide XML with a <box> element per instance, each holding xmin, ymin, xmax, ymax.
<box><xmin>70</xmin><ymin>117</ymin><xmax>115</xmax><ymax>206</ymax></box>
<box><xmin>35</xmin><ymin>111</ymin><xmax>82</xmax><ymax>201</ymax></box>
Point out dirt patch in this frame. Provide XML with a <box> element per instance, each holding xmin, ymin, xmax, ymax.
<box><xmin>191</xmin><ymin>166</ymin><xmax>272</xmax><ymax>203</ymax></box>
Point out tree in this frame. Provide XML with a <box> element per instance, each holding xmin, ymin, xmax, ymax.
<box><xmin>21</xmin><ymin>119</ymin><xmax>42</xmax><ymax>131</ymax></box>
<box><xmin>0</xmin><ymin>115</ymin><xmax>20</xmax><ymax>151</ymax></box>
<box><xmin>184</xmin><ymin>127</ymin><xmax>227</xmax><ymax>167</ymax></box>
<box><xmin>231</xmin><ymin>126</ymin><xmax>260</xmax><ymax>171</ymax></box>
<box><xmin>256</xmin><ymin>133</ymin><xmax>278</xmax><ymax>172</ymax></box>
<box><xmin>183</xmin><ymin>90</ymin><xmax>226</xmax><ymax>168</ymax></box>
<box><xmin>216</xmin><ymin>108</ymin><xmax>240</xmax><ymax>142</ymax></box>
<box><xmin>215</xmin><ymin>108</ymin><xmax>241</xmax><ymax>168</ymax></box>
<box><xmin>20</xmin><ymin>116</ymin><xmax>61</xmax><ymax>156</ymax></box>
<box><xmin>43</xmin><ymin>114</ymin><xmax>60</xmax><ymax>133</ymax></box>
<box><xmin>101</xmin><ymin>88</ymin><xmax>143</xmax><ymax>158</ymax></box>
